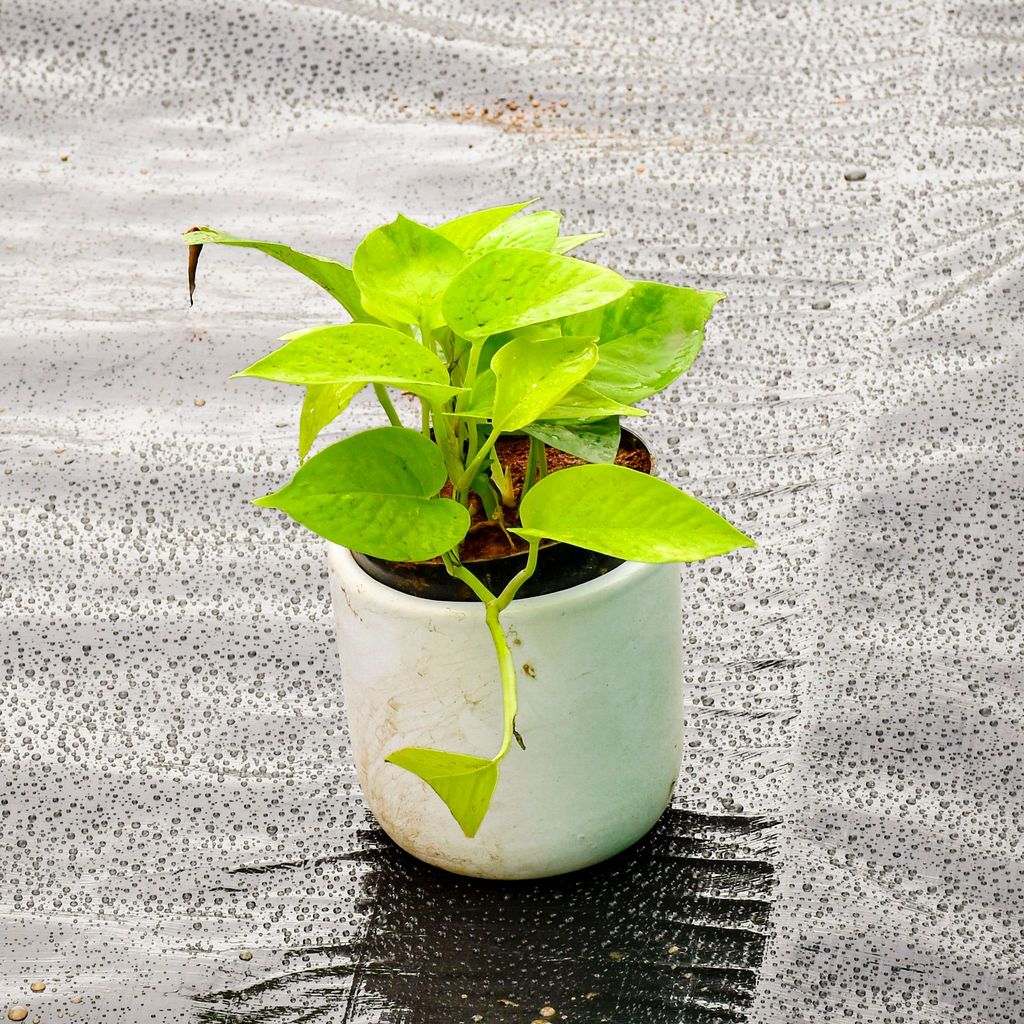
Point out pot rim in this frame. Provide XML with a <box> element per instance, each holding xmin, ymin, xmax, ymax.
<box><xmin>328</xmin><ymin>543</ymin><xmax>666</xmax><ymax>614</ymax></box>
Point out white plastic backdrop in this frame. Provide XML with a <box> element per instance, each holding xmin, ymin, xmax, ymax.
<box><xmin>1</xmin><ymin>1</ymin><xmax>1022</xmax><ymax>1021</ymax></box>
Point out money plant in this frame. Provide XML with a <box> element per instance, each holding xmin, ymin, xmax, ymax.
<box><xmin>183</xmin><ymin>201</ymin><xmax>754</xmax><ymax>837</ymax></box>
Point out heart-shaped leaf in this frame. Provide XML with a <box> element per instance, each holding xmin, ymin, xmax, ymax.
<box><xmin>442</xmin><ymin>249</ymin><xmax>631</xmax><ymax>340</ymax></box>
<box><xmin>489</xmin><ymin>335</ymin><xmax>599</xmax><ymax>431</ymax></box>
<box><xmin>523</xmin><ymin>417</ymin><xmax>621</xmax><ymax>463</ymax></box>
<box><xmin>551</xmin><ymin>232</ymin><xmax>603</xmax><ymax>255</ymax></box>
<box><xmin>539</xmin><ymin>382</ymin><xmax>645</xmax><ymax>422</ymax></box>
<box><xmin>353</xmin><ymin>214</ymin><xmax>465</xmax><ymax>327</ymax></box>
<box><xmin>255</xmin><ymin>426</ymin><xmax>470</xmax><ymax>561</ymax></box>
<box><xmin>182</xmin><ymin>227</ymin><xmax>372</xmax><ymax>320</ymax></box>
<box><xmin>232</xmin><ymin>323</ymin><xmax>463</xmax><ymax>404</ymax></box>
<box><xmin>385</xmin><ymin>747</ymin><xmax>499</xmax><ymax>838</ymax></box>
<box><xmin>512</xmin><ymin>463</ymin><xmax>755</xmax><ymax>562</ymax></box>
<box><xmin>434</xmin><ymin>199</ymin><xmax>537</xmax><ymax>250</ymax></box>
<box><xmin>468</xmin><ymin>210</ymin><xmax>562</xmax><ymax>256</ymax></box>
<box><xmin>298</xmin><ymin>382</ymin><xmax>363</xmax><ymax>461</ymax></box>
<box><xmin>563</xmin><ymin>281</ymin><xmax>725</xmax><ymax>404</ymax></box>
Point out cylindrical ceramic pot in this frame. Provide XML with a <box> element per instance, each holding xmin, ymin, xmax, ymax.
<box><xmin>327</xmin><ymin>543</ymin><xmax>684</xmax><ymax>880</ymax></box>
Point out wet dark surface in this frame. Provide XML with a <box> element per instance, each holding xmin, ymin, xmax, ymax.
<box><xmin>3</xmin><ymin>1</ymin><xmax>1024</xmax><ymax>1021</ymax></box>
<box><xmin>194</xmin><ymin>811</ymin><xmax>777</xmax><ymax>1023</ymax></box>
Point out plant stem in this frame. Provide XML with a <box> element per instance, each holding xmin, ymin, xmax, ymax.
<box><xmin>486</xmin><ymin>601</ymin><xmax>520</xmax><ymax>758</ymax></box>
<box><xmin>440</xmin><ymin>551</ymin><xmax>495</xmax><ymax>604</ymax></box>
<box><xmin>429</xmin><ymin>402</ymin><xmax>465</xmax><ymax>490</ymax></box>
<box><xmin>494</xmin><ymin>450</ymin><xmax>516</xmax><ymax>508</ymax></box>
<box><xmin>456</xmin><ymin>340</ymin><xmax>483</xmax><ymax>410</ymax></box>
<box><xmin>496</xmin><ymin>538</ymin><xmax>540</xmax><ymax>610</ymax></box>
<box><xmin>455</xmin><ymin>428</ymin><xmax>500</xmax><ymax>492</ymax></box>
<box><xmin>373</xmin><ymin>383</ymin><xmax>402</xmax><ymax>427</ymax></box>
<box><xmin>521</xmin><ymin>435</ymin><xmax>542</xmax><ymax>499</ymax></box>
<box><xmin>441</xmin><ymin>540</ymin><xmax>542</xmax><ymax>762</ymax></box>
<box><xmin>417</xmin><ymin>318</ymin><xmax>435</xmax><ymax>438</ymax></box>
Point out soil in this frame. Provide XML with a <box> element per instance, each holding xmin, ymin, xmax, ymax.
<box><xmin>436</xmin><ymin>433</ymin><xmax>652</xmax><ymax>563</ymax></box>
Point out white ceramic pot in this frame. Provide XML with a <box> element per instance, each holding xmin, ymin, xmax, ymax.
<box><xmin>327</xmin><ymin>543</ymin><xmax>684</xmax><ymax>879</ymax></box>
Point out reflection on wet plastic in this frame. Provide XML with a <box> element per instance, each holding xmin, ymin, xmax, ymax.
<box><xmin>194</xmin><ymin>809</ymin><xmax>777</xmax><ymax>1023</ymax></box>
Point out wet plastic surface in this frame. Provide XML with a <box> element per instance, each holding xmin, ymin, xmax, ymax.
<box><xmin>2</xmin><ymin>1</ymin><xmax>1023</xmax><ymax>1021</ymax></box>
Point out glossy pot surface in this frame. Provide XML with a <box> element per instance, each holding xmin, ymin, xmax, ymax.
<box><xmin>327</xmin><ymin>544</ymin><xmax>684</xmax><ymax>879</ymax></box>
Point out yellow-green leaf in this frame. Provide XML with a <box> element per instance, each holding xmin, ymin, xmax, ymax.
<box><xmin>539</xmin><ymin>382</ymin><xmax>645</xmax><ymax>421</ymax></box>
<box><xmin>434</xmin><ymin>199</ymin><xmax>537</xmax><ymax>250</ymax></box>
<box><xmin>442</xmin><ymin>249</ymin><xmax>630</xmax><ymax>340</ymax></box>
<box><xmin>232</xmin><ymin>323</ymin><xmax>463</xmax><ymax>404</ymax></box>
<box><xmin>255</xmin><ymin>427</ymin><xmax>470</xmax><ymax>561</ymax></box>
<box><xmin>181</xmin><ymin>227</ymin><xmax>372</xmax><ymax>320</ymax></box>
<box><xmin>352</xmin><ymin>214</ymin><xmax>465</xmax><ymax>328</ymax></box>
<box><xmin>564</xmin><ymin>282</ymin><xmax>725</xmax><ymax>403</ymax></box>
<box><xmin>385</xmin><ymin>746</ymin><xmax>499</xmax><ymax>838</ymax></box>
<box><xmin>489</xmin><ymin>335</ymin><xmax>599</xmax><ymax>431</ymax></box>
<box><xmin>512</xmin><ymin>463</ymin><xmax>755</xmax><ymax>562</ymax></box>
<box><xmin>523</xmin><ymin>417</ymin><xmax>621</xmax><ymax>463</ymax></box>
<box><xmin>551</xmin><ymin>232</ymin><xmax>603</xmax><ymax>255</ymax></box>
<box><xmin>468</xmin><ymin>210</ymin><xmax>562</xmax><ymax>256</ymax></box>
<box><xmin>298</xmin><ymin>382</ymin><xmax>363</xmax><ymax>461</ymax></box>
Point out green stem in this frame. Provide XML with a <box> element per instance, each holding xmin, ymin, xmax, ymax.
<box><xmin>373</xmin><ymin>383</ymin><xmax>402</xmax><ymax>427</ymax></box>
<box><xmin>496</xmin><ymin>538</ymin><xmax>540</xmax><ymax>610</ymax></box>
<box><xmin>522</xmin><ymin>435</ymin><xmax>541</xmax><ymax>499</ymax></box>
<box><xmin>456</xmin><ymin>340</ymin><xmax>483</xmax><ymax>409</ymax></box>
<box><xmin>494</xmin><ymin>449</ymin><xmax>516</xmax><ymax>508</ymax></box>
<box><xmin>429</xmin><ymin>402</ymin><xmax>465</xmax><ymax>488</ymax></box>
<box><xmin>486</xmin><ymin>601</ymin><xmax>520</xmax><ymax>758</ymax></box>
<box><xmin>441</xmin><ymin>551</ymin><xmax>495</xmax><ymax>604</ymax></box>
<box><xmin>441</xmin><ymin>541</ymin><xmax>541</xmax><ymax>762</ymax></box>
<box><xmin>455</xmin><ymin>428</ymin><xmax>500</xmax><ymax>492</ymax></box>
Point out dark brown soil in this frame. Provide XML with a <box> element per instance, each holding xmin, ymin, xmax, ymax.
<box><xmin>437</xmin><ymin>433</ymin><xmax>652</xmax><ymax>563</ymax></box>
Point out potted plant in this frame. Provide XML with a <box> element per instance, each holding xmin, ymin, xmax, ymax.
<box><xmin>183</xmin><ymin>201</ymin><xmax>754</xmax><ymax>879</ymax></box>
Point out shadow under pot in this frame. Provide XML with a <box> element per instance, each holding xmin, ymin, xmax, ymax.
<box><xmin>327</xmin><ymin>428</ymin><xmax>685</xmax><ymax>879</ymax></box>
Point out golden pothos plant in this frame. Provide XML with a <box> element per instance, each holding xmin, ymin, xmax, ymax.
<box><xmin>184</xmin><ymin>200</ymin><xmax>754</xmax><ymax>837</ymax></box>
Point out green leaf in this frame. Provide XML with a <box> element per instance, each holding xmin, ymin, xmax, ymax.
<box><xmin>471</xmin><ymin>471</ymin><xmax>499</xmax><ymax>519</ymax></box>
<box><xmin>490</xmin><ymin>335</ymin><xmax>599</xmax><ymax>431</ymax></box>
<box><xmin>298</xmin><ymin>382</ymin><xmax>363</xmax><ymax>461</ymax></box>
<box><xmin>442</xmin><ymin>249</ymin><xmax>631</xmax><ymax>340</ymax></box>
<box><xmin>563</xmin><ymin>282</ymin><xmax>725</xmax><ymax>404</ymax></box>
<box><xmin>540</xmin><ymin>382</ymin><xmax>645</xmax><ymax>421</ymax></box>
<box><xmin>523</xmin><ymin>417</ymin><xmax>621</xmax><ymax>463</ymax></box>
<box><xmin>551</xmin><ymin>232</ymin><xmax>603</xmax><ymax>255</ymax></box>
<box><xmin>434</xmin><ymin>199</ymin><xmax>537</xmax><ymax>250</ymax></box>
<box><xmin>255</xmin><ymin>426</ymin><xmax>470</xmax><ymax>561</ymax></box>
<box><xmin>385</xmin><ymin>747</ymin><xmax>499</xmax><ymax>838</ymax></box>
<box><xmin>512</xmin><ymin>464</ymin><xmax>755</xmax><ymax>562</ymax></box>
<box><xmin>469</xmin><ymin>210</ymin><xmax>562</xmax><ymax>256</ymax></box>
<box><xmin>457</xmin><ymin>368</ymin><xmax>497</xmax><ymax>417</ymax></box>
<box><xmin>477</xmin><ymin>321</ymin><xmax>563</xmax><ymax>373</ymax></box>
<box><xmin>232</xmin><ymin>323</ymin><xmax>463</xmax><ymax>404</ymax></box>
<box><xmin>182</xmin><ymin>227</ymin><xmax>372</xmax><ymax>321</ymax></box>
<box><xmin>352</xmin><ymin>214</ymin><xmax>465</xmax><ymax>328</ymax></box>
